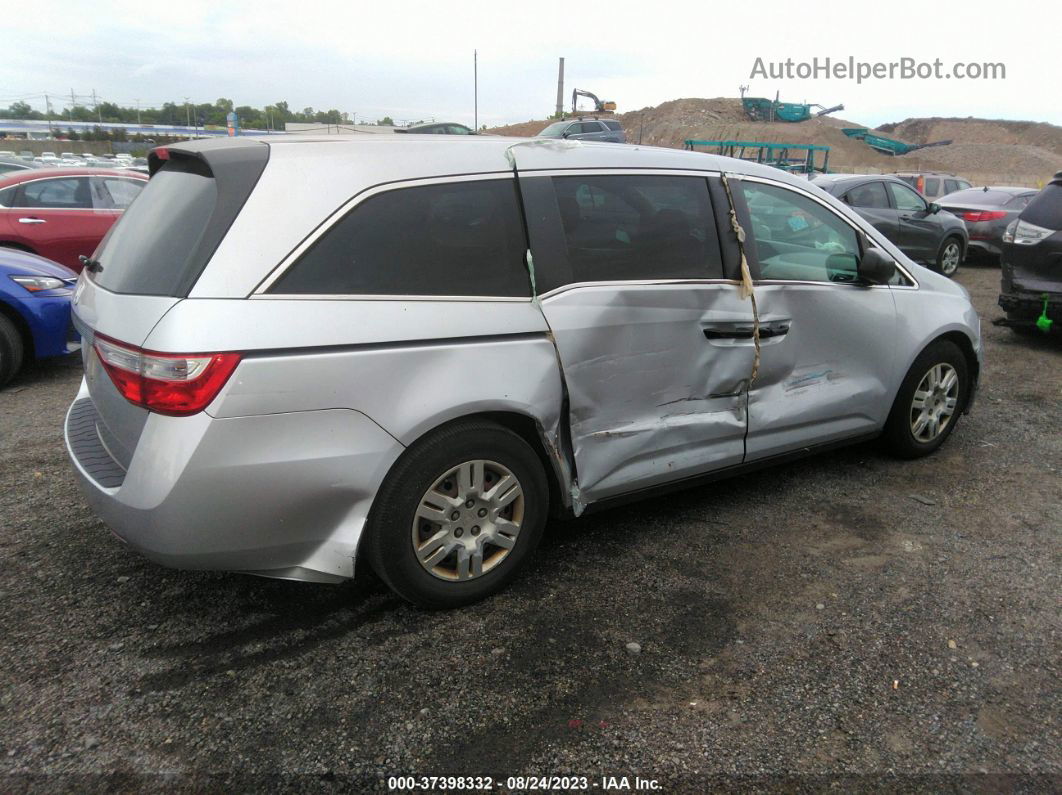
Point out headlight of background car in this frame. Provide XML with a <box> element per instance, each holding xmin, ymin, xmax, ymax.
<box><xmin>1011</xmin><ymin>219</ymin><xmax>1056</xmax><ymax>246</ymax></box>
<box><xmin>9</xmin><ymin>275</ymin><xmax>67</xmax><ymax>293</ymax></box>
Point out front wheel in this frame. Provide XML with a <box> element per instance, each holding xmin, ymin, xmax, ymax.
<box><xmin>882</xmin><ymin>340</ymin><xmax>968</xmax><ymax>459</ymax></box>
<box><xmin>0</xmin><ymin>313</ymin><xmax>25</xmax><ymax>387</ymax></box>
<box><xmin>936</xmin><ymin>238</ymin><xmax>963</xmax><ymax>277</ymax></box>
<box><xmin>365</xmin><ymin>420</ymin><xmax>549</xmax><ymax>608</ymax></box>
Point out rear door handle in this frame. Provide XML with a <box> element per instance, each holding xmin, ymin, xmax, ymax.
<box><xmin>18</xmin><ymin>217</ymin><xmax>46</xmax><ymax>224</ymax></box>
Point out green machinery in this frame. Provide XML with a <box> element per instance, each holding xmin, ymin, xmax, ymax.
<box><xmin>841</xmin><ymin>127</ymin><xmax>952</xmax><ymax>156</ymax></box>
<box><xmin>684</xmin><ymin>139</ymin><xmax>831</xmax><ymax>175</ymax></box>
<box><xmin>741</xmin><ymin>92</ymin><xmax>844</xmax><ymax>123</ymax></box>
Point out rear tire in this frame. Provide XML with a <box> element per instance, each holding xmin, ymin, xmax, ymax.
<box><xmin>0</xmin><ymin>312</ymin><xmax>25</xmax><ymax>387</ymax></box>
<box><xmin>365</xmin><ymin>419</ymin><xmax>549</xmax><ymax>609</ymax></box>
<box><xmin>935</xmin><ymin>237</ymin><xmax>963</xmax><ymax>277</ymax></box>
<box><xmin>883</xmin><ymin>340</ymin><xmax>968</xmax><ymax>459</ymax></box>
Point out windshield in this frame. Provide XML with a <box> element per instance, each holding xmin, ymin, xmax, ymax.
<box><xmin>538</xmin><ymin>122</ymin><xmax>568</xmax><ymax>138</ymax></box>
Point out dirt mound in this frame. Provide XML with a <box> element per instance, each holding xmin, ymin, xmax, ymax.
<box><xmin>486</xmin><ymin>98</ymin><xmax>1058</xmax><ymax>186</ymax></box>
<box><xmin>878</xmin><ymin>117</ymin><xmax>1062</xmax><ymax>157</ymax></box>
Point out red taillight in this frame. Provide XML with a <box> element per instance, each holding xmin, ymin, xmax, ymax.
<box><xmin>961</xmin><ymin>210</ymin><xmax>1007</xmax><ymax>222</ymax></box>
<box><xmin>916</xmin><ymin>176</ymin><xmax>924</xmax><ymax>194</ymax></box>
<box><xmin>93</xmin><ymin>334</ymin><xmax>241</xmax><ymax>417</ymax></box>
<box><xmin>153</xmin><ymin>147</ymin><xmax>170</xmax><ymax>160</ymax></box>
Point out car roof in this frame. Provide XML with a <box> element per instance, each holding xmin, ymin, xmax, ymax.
<box><xmin>813</xmin><ymin>174</ymin><xmax>906</xmax><ymax>188</ymax></box>
<box><xmin>171</xmin><ymin>134</ymin><xmax>799</xmax><ymax>184</ymax></box>
<box><xmin>942</xmin><ymin>186</ymin><xmax>1033</xmax><ymax>195</ymax></box>
<box><xmin>0</xmin><ymin>167</ymin><xmax>149</xmax><ymax>188</ymax></box>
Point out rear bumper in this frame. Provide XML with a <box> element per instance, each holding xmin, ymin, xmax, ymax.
<box><xmin>998</xmin><ymin>289</ymin><xmax>1062</xmax><ymax>321</ymax></box>
<box><xmin>64</xmin><ymin>379</ymin><xmax>404</xmax><ymax>582</ymax></box>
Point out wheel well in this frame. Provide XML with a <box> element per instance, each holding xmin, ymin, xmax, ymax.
<box><xmin>0</xmin><ymin>241</ymin><xmax>34</xmax><ymax>254</ymax></box>
<box><xmin>0</xmin><ymin>300</ymin><xmax>34</xmax><ymax>360</ymax></box>
<box><xmin>442</xmin><ymin>411</ymin><xmax>570</xmax><ymax>520</ymax></box>
<box><xmin>935</xmin><ymin>330</ymin><xmax>979</xmax><ymax>404</ymax></box>
<box><xmin>943</xmin><ymin>234</ymin><xmax>965</xmax><ymax>256</ymax></box>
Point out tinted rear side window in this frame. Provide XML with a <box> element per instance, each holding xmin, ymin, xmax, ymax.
<box><xmin>93</xmin><ymin>160</ymin><xmax>217</xmax><ymax>295</ymax></box>
<box><xmin>923</xmin><ymin>177</ymin><xmax>940</xmax><ymax>196</ymax></box>
<box><xmin>603</xmin><ymin>120</ymin><xmax>622</xmax><ymax>131</ymax></box>
<box><xmin>270</xmin><ymin>179</ymin><xmax>530</xmax><ymax>297</ymax></box>
<box><xmin>1021</xmin><ymin>183</ymin><xmax>1062</xmax><ymax>230</ymax></box>
<box><xmin>551</xmin><ymin>175</ymin><xmax>723</xmax><ymax>282</ymax></box>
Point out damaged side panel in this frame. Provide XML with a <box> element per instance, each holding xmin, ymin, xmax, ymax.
<box><xmin>540</xmin><ymin>284</ymin><xmax>755</xmax><ymax>502</ymax></box>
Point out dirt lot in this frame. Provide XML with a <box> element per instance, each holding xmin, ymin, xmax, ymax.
<box><xmin>0</xmin><ymin>264</ymin><xmax>1059</xmax><ymax>791</ymax></box>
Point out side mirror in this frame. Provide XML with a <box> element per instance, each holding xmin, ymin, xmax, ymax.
<box><xmin>858</xmin><ymin>247</ymin><xmax>896</xmax><ymax>285</ymax></box>
<box><xmin>928</xmin><ymin>202</ymin><xmax>941</xmax><ymax>214</ymax></box>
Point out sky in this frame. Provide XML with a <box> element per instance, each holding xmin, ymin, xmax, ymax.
<box><xmin>4</xmin><ymin>0</ymin><xmax>1056</xmax><ymax>129</ymax></box>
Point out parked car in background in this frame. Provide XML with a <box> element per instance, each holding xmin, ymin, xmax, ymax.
<box><xmin>0</xmin><ymin>158</ymin><xmax>33</xmax><ymax>174</ymax></box>
<box><xmin>939</xmin><ymin>186</ymin><xmax>1038</xmax><ymax>260</ymax></box>
<box><xmin>395</xmin><ymin>122</ymin><xmax>476</xmax><ymax>135</ymax></box>
<box><xmin>537</xmin><ymin>118</ymin><xmax>625</xmax><ymax>143</ymax></box>
<box><xmin>65</xmin><ymin>136</ymin><xmax>980</xmax><ymax>608</ymax></box>
<box><xmin>812</xmin><ymin>174</ymin><xmax>968</xmax><ymax>276</ymax></box>
<box><xmin>894</xmin><ymin>171</ymin><xmax>972</xmax><ymax>201</ymax></box>
<box><xmin>0</xmin><ymin>168</ymin><xmax>148</xmax><ymax>270</ymax></box>
<box><xmin>998</xmin><ymin>171</ymin><xmax>1062</xmax><ymax>335</ymax></box>
<box><xmin>0</xmin><ymin>247</ymin><xmax>77</xmax><ymax>386</ymax></box>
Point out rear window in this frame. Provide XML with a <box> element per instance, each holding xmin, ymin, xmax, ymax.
<box><xmin>92</xmin><ymin>160</ymin><xmax>217</xmax><ymax>295</ymax></box>
<box><xmin>603</xmin><ymin>120</ymin><xmax>622</xmax><ymax>131</ymax></box>
<box><xmin>1021</xmin><ymin>183</ymin><xmax>1062</xmax><ymax>230</ymax></box>
<box><xmin>944</xmin><ymin>189</ymin><xmax>1016</xmax><ymax>204</ymax></box>
<box><xmin>269</xmin><ymin>179</ymin><xmax>531</xmax><ymax>297</ymax></box>
<box><xmin>923</xmin><ymin>177</ymin><xmax>940</xmax><ymax>196</ymax></box>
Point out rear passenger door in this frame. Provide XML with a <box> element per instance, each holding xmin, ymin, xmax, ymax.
<box><xmin>520</xmin><ymin>171</ymin><xmax>758</xmax><ymax>501</ymax></box>
<box><xmin>843</xmin><ymin>180</ymin><xmax>899</xmax><ymax>239</ymax></box>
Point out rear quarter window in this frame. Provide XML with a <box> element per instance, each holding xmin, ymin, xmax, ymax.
<box><xmin>268</xmin><ymin>179</ymin><xmax>531</xmax><ymax>297</ymax></box>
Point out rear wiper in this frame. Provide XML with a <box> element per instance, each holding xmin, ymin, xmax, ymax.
<box><xmin>78</xmin><ymin>255</ymin><xmax>104</xmax><ymax>273</ymax></box>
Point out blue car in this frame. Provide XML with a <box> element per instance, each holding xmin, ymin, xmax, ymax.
<box><xmin>0</xmin><ymin>248</ymin><xmax>78</xmax><ymax>386</ymax></box>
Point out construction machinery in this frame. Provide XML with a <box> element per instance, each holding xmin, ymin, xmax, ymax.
<box><xmin>841</xmin><ymin>128</ymin><xmax>952</xmax><ymax>156</ymax></box>
<box><xmin>740</xmin><ymin>89</ymin><xmax>844</xmax><ymax>123</ymax></box>
<box><xmin>571</xmin><ymin>88</ymin><xmax>616</xmax><ymax>115</ymax></box>
<box><xmin>684</xmin><ymin>139</ymin><xmax>830</xmax><ymax>175</ymax></box>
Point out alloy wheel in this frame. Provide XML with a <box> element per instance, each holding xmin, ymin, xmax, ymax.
<box><xmin>910</xmin><ymin>363</ymin><xmax>960</xmax><ymax>442</ymax></box>
<box><xmin>411</xmin><ymin>459</ymin><xmax>524</xmax><ymax>581</ymax></box>
<box><xmin>940</xmin><ymin>242</ymin><xmax>961</xmax><ymax>276</ymax></box>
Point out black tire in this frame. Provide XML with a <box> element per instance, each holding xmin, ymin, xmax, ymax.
<box><xmin>0</xmin><ymin>312</ymin><xmax>25</xmax><ymax>387</ymax></box>
<box><xmin>935</xmin><ymin>236</ymin><xmax>963</xmax><ymax>277</ymax></box>
<box><xmin>364</xmin><ymin>419</ymin><xmax>549</xmax><ymax>609</ymax></box>
<box><xmin>883</xmin><ymin>339</ymin><xmax>968</xmax><ymax>459</ymax></box>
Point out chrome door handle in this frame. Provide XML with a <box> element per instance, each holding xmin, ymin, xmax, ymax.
<box><xmin>18</xmin><ymin>218</ymin><xmax>46</xmax><ymax>224</ymax></box>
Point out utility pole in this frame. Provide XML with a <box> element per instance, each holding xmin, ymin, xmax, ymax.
<box><xmin>44</xmin><ymin>93</ymin><xmax>53</xmax><ymax>136</ymax></box>
<box><xmin>135</xmin><ymin>99</ymin><xmax>141</xmax><ymax>125</ymax></box>
<box><xmin>92</xmin><ymin>88</ymin><xmax>101</xmax><ymax>123</ymax></box>
<box><xmin>474</xmin><ymin>49</ymin><xmax>478</xmax><ymax>132</ymax></box>
<box><xmin>70</xmin><ymin>89</ymin><xmax>77</xmax><ymax>120</ymax></box>
<box><xmin>184</xmin><ymin>97</ymin><xmax>191</xmax><ymax>128</ymax></box>
<box><xmin>555</xmin><ymin>57</ymin><xmax>565</xmax><ymax>118</ymax></box>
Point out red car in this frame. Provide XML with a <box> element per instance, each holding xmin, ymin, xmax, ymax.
<box><xmin>0</xmin><ymin>168</ymin><xmax>148</xmax><ymax>271</ymax></box>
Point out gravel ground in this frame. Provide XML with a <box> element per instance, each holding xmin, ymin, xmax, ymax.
<box><xmin>0</xmin><ymin>264</ymin><xmax>1059</xmax><ymax>792</ymax></box>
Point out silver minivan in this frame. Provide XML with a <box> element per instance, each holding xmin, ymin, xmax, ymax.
<box><xmin>65</xmin><ymin>136</ymin><xmax>981</xmax><ymax>608</ymax></box>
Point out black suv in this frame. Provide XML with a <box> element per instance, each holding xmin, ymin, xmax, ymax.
<box><xmin>998</xmin><ymin>171</ymin><xmax>1062</xmax><ymax>335</ymax></box>
<box><xmin>813</xmin><ymin>174</ymin><xmax>969</xmax><ymax>277</ymax></box>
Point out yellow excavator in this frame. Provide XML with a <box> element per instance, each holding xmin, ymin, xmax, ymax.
<box><xmin>571</xmin><ymin>88</ymin><xmax>616</xmax><ymax>115</ymax></box>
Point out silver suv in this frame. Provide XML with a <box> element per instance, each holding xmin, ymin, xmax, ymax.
<box><xmin>538</xmin><ymin>118</ymin><xmax>625</xmax><ymax>143</ymax></box>
<box><xmin>66</xmin><ymin>136</ymin><xmax>981</xmax><ymax>608</ymax></box>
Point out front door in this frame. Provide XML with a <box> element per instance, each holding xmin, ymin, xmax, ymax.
<box><xmin>519</xmin><ymin>171</ymin><xmax>759</xmax><ymax>502</ymax></box>
<box><xmin>888</xmin><ymin>180</ymin><xmax>939</xmax><ymax>262</ymax></box>
<box><xmin>733</xmin><ymin>178</ymin><xmax>900</xmax><ymax>460</ymax></box>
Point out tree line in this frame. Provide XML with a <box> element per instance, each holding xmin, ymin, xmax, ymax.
<box><xmin>0</xmin><ymin>98</ymin><xmax>397</xmax><ymax>129</ymax></box>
